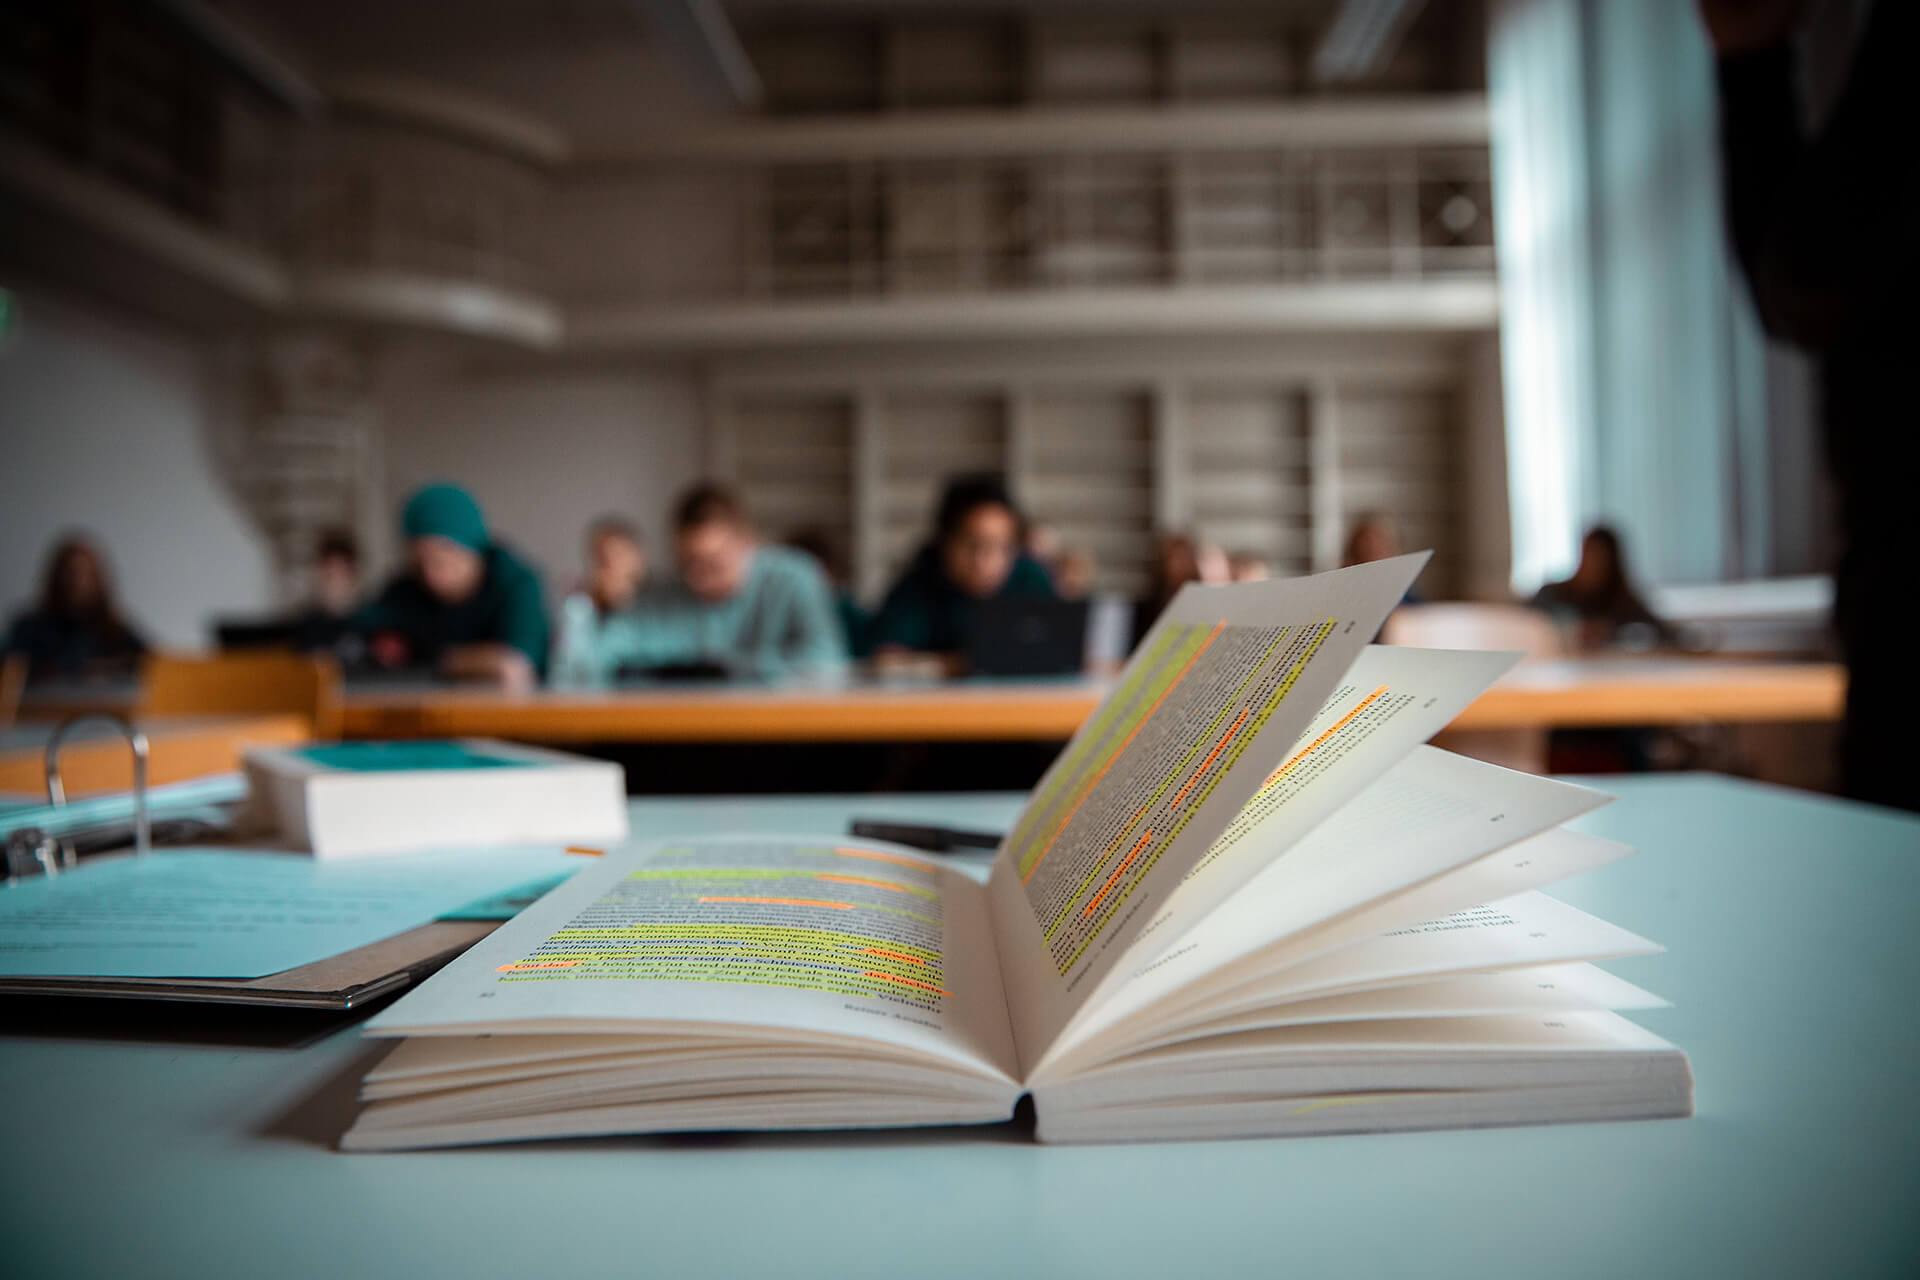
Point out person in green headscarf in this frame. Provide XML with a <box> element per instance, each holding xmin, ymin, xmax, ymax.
<box><xmin>354</xmin><ymin>483</ymin><xmax>550</xmax><ymax>690</ymax></box>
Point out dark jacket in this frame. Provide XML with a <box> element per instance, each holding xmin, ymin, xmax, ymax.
<box><xmin>1717</xmin><ymin>7</ymin><xmax>1918</xmax><ymax>531</ymax></box>
<box><xmin>355</xmin><ymin>543</ymin><xmax>550</xmax><ymax>674</ymax></box>
<box><xmin>3</xmin><ymin>610</ymin><xmax>147</xmax><ymax>683</ymax></box>
<box><xmin>1716</xmin><ymin>6</ymin><xmax>1918</xmax><ymax>808</ymax></box>
<box><xmin>868</xmin><ymin>547</ymin><xmax>1056</xmax><ymax>655</ymax></box>
<box><xmin>1529</xmin><ymin>580</ymin><xmax>1676</xmax><ymax>650</ymax></box>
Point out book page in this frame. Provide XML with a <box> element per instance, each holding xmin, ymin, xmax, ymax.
<box><xmin>1211</xmin><ymin>826</ymin><xmax>1639</xmax><ymax>988</ymax></box>
<box><xmin>1035</xmin><ymin>748</ymin><xmax>1609</xmax><ymax>1077</ymax></box>
<box><xmin>1040</xmin><ymin>1010</ymin><xmax>1683</xmax><ymax>1105</ymax></box>
<box><xmin>1190</xmin><ymin>645</ymin><xmax>1518</xmax><ymax>876</ymax></box>
<box><xmin>986</xmin><ymin>554</ymin><xmax>1427</xmax><ymax>1073</ymax></box>
<box><xmin>1072</xmin><ymin>644</ymin><xmax>1520</xmax><ymax>1013</ymax></box>
<box><xmin>1112</xmin><ymin>962</ymin><xmax>1668</xmax><ymax>1057</ymax></box>
<box><xmin>365</xmin><ymin>835</ymin><xmax>1020</xmax><ymax>1085</ymax></box>
<box><xmin>1162</xmin><ymin>889</ymin><xmax>1663</xmax><ymax>1030</ymax></box>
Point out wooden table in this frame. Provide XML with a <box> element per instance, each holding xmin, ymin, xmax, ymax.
<box><xmin>0</xmin><ymin>713</ymin><xmax>310</xmax><ymax>796</ymax></box>
<box><xmin>340</xmin><ymin>680</ymin><xmax>1102</xmax><ymax>742</ymax></box>
<box><xmin>1446</xmin><ymin>658</ymin><xmax>1844</xmax><ymax>730</ymax></box>
<box><xmin>13</xmin><ymin>678</ymin><xmax>140</xmax><ymax>723</ymax></box>
<box><xmin>336</xmin><ymin>659</ymin><xmax>1845</xmax><ymax>744</ymax></box>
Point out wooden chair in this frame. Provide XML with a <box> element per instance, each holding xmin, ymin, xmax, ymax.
<box><xmin>1381</xmin><ymin>603</ymin><xmax>1562</xmax><ymax>774</ymax></box>
<box><xmin>0</xmin><ymin>653</ymin><xmax>24</xmax><ymax>730</ymax></box>
<box><xmin>136</xmin><ymin>651</ymin><xmax>344</xmax><ymax>740</ymax></box>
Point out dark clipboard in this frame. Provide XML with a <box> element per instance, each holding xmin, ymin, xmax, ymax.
<box><xmin>0</xmin><ymin>918</ymin><xmax>498</xmax><ymax>1010</ymax></box>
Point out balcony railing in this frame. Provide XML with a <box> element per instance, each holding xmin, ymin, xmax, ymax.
<box><xmin>736</xmin><ymin>145</ymin><xmax>1494</xmax><ymax>302</ymax></box>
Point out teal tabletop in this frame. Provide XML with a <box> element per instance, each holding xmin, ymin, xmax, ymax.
<box><xmin>2</xmin><ymin>775</ymin><xmax>1916</xmax><ymax>1279</ymax></box>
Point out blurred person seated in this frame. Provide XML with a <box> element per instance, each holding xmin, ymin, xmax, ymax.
<box><xmin>1530</xmin><ymin>524</ymin><xmax>1680</xmax><ymax>774</ymax></box>
<box><xmin>1344</xmin><ymin>511</ymin><xmax>1425</xmax><ymax>605</ymax></box>
<box><xmin>550</xmin><ymin>516</ymin><xmax>648</xmax><ymax>687</ymax></box>
<box><xmin>869</xmin><ymin>473</ymin><xmax>1056</xmax><ymax>674</ymax></box>
<box><xmin>3</xmin><ymin>534</ymin><xmax>148</xmax><ymax>683</ymax></box>
<box><xmin>589</xmin><ymin>484</ymin><xmax>846</xmax><ymax>681</ymax></box>
<box><xmin>355</xmin><ymin>483</ymin><xmax>549</xmax><ymax>691</ymax></box>
<box><xmin>786</xmin><ymin>527</ymin><xmax>870</xmax><ymax>658</ymax></box>
<box><xmin>1049</xmin><ymin>547</ymin><xmax>1136</xmax><ymax>674</ymax></box>
<box><xmin>1530</xmin><ymin>525</ymin><xmax>1679</xmax><ymax>653</ymax></box>
<box><xmin>285</xmin><ymin>527</ymin><xmax>364</xmax><ymax>655</ymax></box>
<box><xmin>1025</xmin><ymin>520</ymin><xmax>1064</xmax><ymax>584</ymax></box>
<box><xmin>1228</xmin><ymin>552</ymin><xmax>1271</xmax><ymax>583</ymax></box>
<box><xmin>216</xmin><ymin>529</ymin><xmax>363</xmax><ymax>658</ymax></box>
<box><xmin>1054</xmin><ymin>547</ymin><xmax>1097</xmax><ymax>601</ymax></box>
<box><xmin>1134</xmin><ymin>530</ymin><xmax>1229</xmax><ymax>645</ymax></box>
<box><xmin>585</xmin><ymin>516</ymin><xmax>647</xmax><ymax>616</ymax></box>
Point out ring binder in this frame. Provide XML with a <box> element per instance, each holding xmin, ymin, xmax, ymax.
<box><xmin>42</xmin><ymin>714</ymin><xmax>151</xmax><ymax>869</ymax></box>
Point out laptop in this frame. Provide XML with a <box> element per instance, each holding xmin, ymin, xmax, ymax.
<box><xmin>966</xmin><ymin>597</ymin><xmax>1092</xmax><ymax>677</ymax></box>
<box><xmin>214</xmin><ymin>619</ymin><xmax>299</xmax><ymax>650</ymax></box>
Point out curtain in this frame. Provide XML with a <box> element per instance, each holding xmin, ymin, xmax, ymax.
<box><xmin>1487</xmin><ymin>0</ymin><xmax>1772</xmax><ymax>590</ymax></box>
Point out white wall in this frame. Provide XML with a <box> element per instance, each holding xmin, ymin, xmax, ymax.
<box><xmin>0</xmin><ymin>288</ymin><xmax>274</xmax><ymax>649</ymax></box>
<box><xmin>0</xmin><ymin>289</ymin><xmax>707</xmax><ymax>654</ymax></box>
<box><xmin>376</xmin><ymin>347</ymin><xmax>705</xmax><ymax>596</ymax></box>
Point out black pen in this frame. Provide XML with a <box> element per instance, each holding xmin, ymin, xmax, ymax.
<box><xmin>849</xmin><ymin>819</ymin><xmax>1004</xmax><ymax>854</ymax></box>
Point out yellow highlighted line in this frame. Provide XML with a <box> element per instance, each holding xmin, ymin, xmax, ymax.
<box><xmin>831</xmin><ymin>846</ymin><xmax>930</xmax><ymax>871</ymax></box>
<box><xmin>1022</xmin><ymin>621</ymin><xmax>1226</xmax><ymax>886</ymax></box>
<box><xmin>1263</xmin><ymin>684</ymin><xmax>1390</xmax><ymax>789</ymax></box>
<box><xmin>1171</xmin><ymin>707</ymin><xmax>1249</xmax><ymax>809</ymax></box>
<box><xmin>1084</xmin><ymin>829</ymin><xmax>1155</xmax><ymax>918</ymax></box>
<box><xmin>1062</xmin><ymin>618</ymin><xmax>1336</xmax><ymax>972</ymax></box>
<box><xmin>1046</xmin><ymin>806</ymin><xmax>1151</xmax><ymax>942</ymax></box>
<box><xmin>1010</xmin><ymin>623</ymin><xmax>1187</xmax><ymax>874</ymax></box>
<box><xmin>860</xmin><ymin>946</ymin><xmax>929</xmax><ymax>966</ymax></box>
<box><xmin>816</xmin><ymin>873</ymin><xmax>930</xmax><ymax>897</ymax></box>
<box><xmin>861</xmin><ymin>970</ymin><xmax>952</xmax><ymax>997</ymax></box>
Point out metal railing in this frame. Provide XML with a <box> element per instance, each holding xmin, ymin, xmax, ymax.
<box><xmin>738</xmin><ymin>145</ymin><xmax>1494</xmax><ymax>300</ymax></box>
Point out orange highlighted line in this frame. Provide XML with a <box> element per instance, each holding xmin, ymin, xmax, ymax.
<box><xmin>833</xmin><ymin>846</ymin><xmax>930</xmax><ymax>871</ymax></box>
<box><xmin>860</xmin><ymin>947</ymin><xmax>928</xmax><ymax>966</ymax></box>
<box><xmin>696</xmin><ymin>896</ymin><xmax>856</xmax><ymax>909</ymax></box>
<box><xmin>496</xmin><ymin>960</ymin><xmax>579</xmax><ymax>971</ymax></box>
<box><xmin>1023</xmin><ymin>620</ymin><xmax>1226</xmax><ymax>884</ymax></box>
<box><xmin>861</xmin><ymin>970</ymin><xmax>953</xmax><ymax>997</ymax></box>
<box><xmin>1085</xmin><ymin>829</ymin><xmax>1155</xmax><ymax>917</ymax></box>
<box><xmin>565</xmin><ymin>846</ymin><xmax>604</xmax><ymax>857</ymax></box>
<box><xmin>1263</xmin><ymin>685</ymin><xmax>1390</xmax><ymax>788</ymax></box>
<box><xmin>1171</xmin><ymin>707</ymin><xmax>1250</xmax><ymax>809</ymax></box>
<box><xmin>817</xmin><ymin>873</ymin><xmax>915</xmax><ymax>894</ymax></box>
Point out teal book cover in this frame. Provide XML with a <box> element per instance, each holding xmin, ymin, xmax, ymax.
<box><xmin>295</xmin><ymin>741</ymin><xmax>534</xmax><ymax>773</ymax></box>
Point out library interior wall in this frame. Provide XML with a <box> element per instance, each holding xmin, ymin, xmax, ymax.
<box><xmin>376</xmin><ymin>349</ymin><xmax>705</xmax><ymax>595</ymax></box>
<box><xmin>0</xmin><ymin>287</ymin><xmax>274</xmax><ymax>650</ymax></box>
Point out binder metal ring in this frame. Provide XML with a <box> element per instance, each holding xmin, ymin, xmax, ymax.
<box><xmin>43</xmin><ymin>713</ymin><xmax>152</xmax><ymax>866</ymax></box>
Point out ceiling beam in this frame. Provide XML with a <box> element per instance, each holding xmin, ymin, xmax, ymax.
<box><xmin>1312</xmin><ymin>0</ymin><xmax>1431</xmax><ymax>83</ymax></box>
<box><xmin>143</xmin><ymin>0</ymin><xmax>324</xmax><ymax>116</ymax></box>
<box><xmin>631</xmin><ymin>0</ymin><xmax>763</xmax><ymax>110</ymax></box>
<box><xmin>573</xmin><ymin>96</ymin><xmax>1489</xmax><ymax>169</ymax></box>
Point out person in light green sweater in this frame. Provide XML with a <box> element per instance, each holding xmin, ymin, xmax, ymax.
<box><xmin>580</xmin><ymin>484</ymin><xmax>847</xmax><ymax>682</ymax></box>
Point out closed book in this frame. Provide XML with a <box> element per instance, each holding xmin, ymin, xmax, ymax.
<box><xmin>245</xmin><ymin>739</ymin><xmax>627</xmax><ymax>859</ymax></box>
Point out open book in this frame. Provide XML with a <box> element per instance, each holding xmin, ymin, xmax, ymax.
<box><xmin>342</xmin><ymin>555</ymin><xmax>1693</xmax><ymax>1150</ymax></box>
